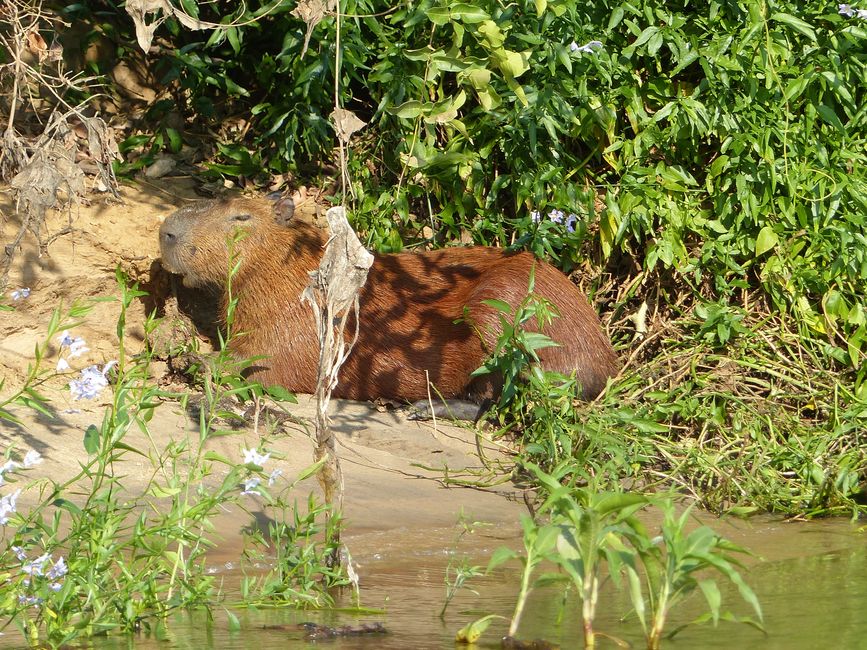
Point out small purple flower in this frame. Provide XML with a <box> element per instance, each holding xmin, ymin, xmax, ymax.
<box><xmin>57</xmin><ymin>331</ymin><xmax>75</xmax><ymax>347</ymax></box>
<box><xmin>11</xmin><ymin>546</ymin><xmax>27</xmax><ymax>562</ymax></box>
<box><xmin>570</xmin><ymin>40</ymin><xmax>603</xmax><ymax>54</ymax></box>
<box><xmin>69</xmin><ymin>362</ymin><xmax>115</xmax><ymax>401</ymax></box>
<box><xmin>839</xmin><ymin>4</ymin><xmax>855</xmax><ymax>16</ymax></box>
<box><xmin>18</xmin><ymin>595</ymin><xmax>42</xmax><ymax>607</ymax></box>
<box><xmin>565</xmin><ymin>214</ymin><xmax>578</xmax><ymax>233</ymax></box>
<box><xmin>49</xmin><ymin>582</ymin><xmax>63</xmax><ymax>592</ymax></box>
<box><xmin>241</xmin><ymin>477</ymin><xmax>261</xmax><ymax>496</ymax></box>
<box><xmin>548</xmin><ymin>209</ymin><xmax>565</xmax><ymax>223</ymax></box>
<box><xmin>10</xmin><ymin>288</ymin><xmax>30</xmax><ymax>301</ymax></box>
<box><xmin>22</xmin><ymin>553</ymin><xmax>50</xmax><ymax>577</ymax></box>
<box><xmin>268</xmin><ymin>468</ymin><xmax>284</xmax><ymax>486</ymax></box>
<box><xmin>530</xmin><ymin>210</ymin><xmax>541</xmax><ymax>223</ymax></box>
<box><xmin>46</xmin><ymin>556</ymin><xmax>67</xmax><ymax>581</ymax></box>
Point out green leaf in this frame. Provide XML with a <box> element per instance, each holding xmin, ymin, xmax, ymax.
<box><xmin>487</xmin><ymin>546</ymin><xmax>518</xmax><ymax>570</ymax></box>
<box><xmin>448</xmin><ymin>4</ymin><xmax>490</xmax><ymax>23</ymax></box>
<box><xmin>148</xmin><ymin>483</ymin><xmax>182</xmax><ymax>498</ymax></box>
<box><xmin>771</xmin><ymin>12</ymin><xmax>816</xmax><ymax>41</ymax></box>
<box><xmin>817</xmin><ymin>104</ymin><xmax>846</xmax><ymax>134</ymax></box>
<box><xmin>83</xmin><ymin>424</ymin><xmax>100</xmax><ymax>454</ymax></box>
<box><xmin>426</xmin><ymin>7</ymin><xmax>451</xmax><ymax>25</ymax></box>
<box><xmin>296</xmin><ymin>457</ymin><xmax>327</xmax><ymax>482</ymax></box>
<box><xmin>389</xmin><ymin>100</ymin><xmax>424</xmax><ymax>119</ymax></box>
<box><xmin>482</xmin><ymin>298</ymin><xmax>513</xmax><ymax>313</ymax></box>
<box><xmin>754</xmin><ymin>225</ymin><xmax>779</xmax><ymax>257</ymax></box>
<box><xmin>265</xmin><ymin>385</ymin><xmax>297</xmax><ymax>403</ymax></box>
<box><xmin>698</xmin><ymin>579</ymin><xmax>722</xmax><ymax>625</ymax></box>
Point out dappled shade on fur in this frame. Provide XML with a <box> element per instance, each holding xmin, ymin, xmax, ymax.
<box><xmin>159</xmin><ymin>197</ymin><xmax>618</xmax><ymax>402</ymax></box>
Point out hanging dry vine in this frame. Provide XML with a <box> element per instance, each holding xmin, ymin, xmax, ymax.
<box><xmin>301</xmin><ymin>206</ymin><xmax>374</xmax><ymax>515</ymax></box>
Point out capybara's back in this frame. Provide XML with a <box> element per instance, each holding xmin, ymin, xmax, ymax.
<box><xmin>159</xmin><ymin>197</ymin><xmax>619</xmax><ymax>402</ymax></box>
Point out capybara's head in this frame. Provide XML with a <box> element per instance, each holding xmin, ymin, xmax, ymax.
<box><xmin>159</xmin><ymin>196</ymin><xmax>295</xmax><ymax>288</ymax></box>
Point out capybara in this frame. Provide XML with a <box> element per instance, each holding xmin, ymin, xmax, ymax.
<box><xmin>158</xmin><ymin>197</ymin><xmax>618</xmax><ymax>403</ymax></box>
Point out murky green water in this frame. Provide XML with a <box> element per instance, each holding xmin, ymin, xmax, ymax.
<box><xmin>3</xmin><ymin>516</ymin><xmax>864</xmax><ymax>648</ymax></box>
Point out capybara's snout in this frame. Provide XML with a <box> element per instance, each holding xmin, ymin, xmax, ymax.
<box><xmin>158</xmin><ymin>216</ymin><xmax>185</xmax><ymax>274</ymax></box>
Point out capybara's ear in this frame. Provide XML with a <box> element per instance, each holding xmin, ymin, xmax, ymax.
<box><xmin>267</xmin><ymin>192</ymin><xmax>295</xmax><ymax>227</ymax></box>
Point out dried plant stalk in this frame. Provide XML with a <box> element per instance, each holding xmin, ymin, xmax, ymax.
<box><xmin>301</xmin><ymin>206</ymin><xmax>373</xmax><ymax>513</ymax></box>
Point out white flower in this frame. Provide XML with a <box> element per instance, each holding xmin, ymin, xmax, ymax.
<box><xmin>69</xmin><ymin>362</ymin><xmax>114</xmax><ymax>400</ymax></box>
<box><xmin>268</xmin><ymin>468</ymin><xmax>284</xmax><ymax>486</ymax></box>
<box><xmin>570</xmin><ymin>40</ymin><xmax>604</xmax><ymax>54</ymax></box>
<box><xmin>839</xmin><ymin>4</ymin><xmax>855</xmax><ymax>16</ymax></box>
<box><xmin>242</xmin><ymin>448</ymin><xmax>270</xmax><ymax>466</ymax></box>
<box><xmin>56</xmin><ymin>358</ymin><xmax>70</xmax><ymax>372</ymax></box>
<box><xmin>0</xmin><ymin>460</ymin><xmax>18</xmax><ymax>476</ymax></box>
<box><xmin>57</xmin><ymin>330</ymin><xmax>74</xmax><ymax>347</ymax></box>
<box><xmin>858</xmin><ymin>9</ymin><xmax>867</xmax><ymax>18</ymax></box>
<box><xmin>22</xmin><ymin>450</ymin><xmax>42</xmax><ymax>469</ymax></box>
<box><xmin>241</xmin><ymin>477</ymin><xmax>261</xmax><ymax>496</ymax></box>
<box><xmin>0</xmin><ymin>489</ymin><xmax>20</xmax><ymax>524</ymax></box>
<box><xmin>10</xmin><ymin>288</ymin><xmax>30</xmax><ymax>300</ymax></box>
<box><xmin>11</xmin><ymin>546</ymin><xmax>27</xmax><ymax>562</ymax></box>
<box><xmin>548</xmin><ymin>209</ymin><xmax>565</xmax><ymax>223</ymax></box>
<box><xmin>49</xmin><ymin>582</ymin><xmax>63</xmax><ymax>592</ymax></box>
<box><xmin>530</xmin><ymin>210</ymin><xmax>541</xmax><ymax>223</ymax></box>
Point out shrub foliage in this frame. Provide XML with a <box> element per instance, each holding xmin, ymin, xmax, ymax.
<box><xmin>22</xmin><ymin>1</ymin><xmax>867</xmax><ymax>512</ymax></box>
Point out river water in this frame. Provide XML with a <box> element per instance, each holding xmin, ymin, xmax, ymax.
<box><xmin>44</xmin><ymin>513</ymin><xmax>864</xmax><ymax>650</ymax></box>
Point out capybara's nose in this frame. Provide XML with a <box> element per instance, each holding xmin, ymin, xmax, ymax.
<box><xmin>159</xmin><ymin>226</ymin><xmax>177</xmax><ymax>248</ymax></box>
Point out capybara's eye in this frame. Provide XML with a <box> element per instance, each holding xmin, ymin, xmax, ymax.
<box><xmin>231</xmin><ymin>213</ymin><xmax>253</xmax><ymax>222</ymax></box>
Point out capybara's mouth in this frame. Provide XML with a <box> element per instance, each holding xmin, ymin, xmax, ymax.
<box><xmin>158</xmin><ymin>254</ymin><xmax>182</xmax><ymax>275</ymax></box>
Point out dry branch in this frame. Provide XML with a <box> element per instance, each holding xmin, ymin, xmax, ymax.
<box><xmin>301</xmin><ymin>206</ymin><xmax>373</xmax><ymax>513</ymax></box>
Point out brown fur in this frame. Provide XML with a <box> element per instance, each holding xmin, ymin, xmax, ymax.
<box><xmin>159</xmin><ymin>197</ymin><xmax>619</xmax><ymax>402</ymax></box>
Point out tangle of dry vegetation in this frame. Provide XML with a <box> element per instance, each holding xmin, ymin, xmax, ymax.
<box><xmin>0</xmin><ymin>0</ymin><xmax>119</xmax><ymax>291</ymax></box>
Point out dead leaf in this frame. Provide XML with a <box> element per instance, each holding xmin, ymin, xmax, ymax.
<box><xmin>292</xmin><ymin>0</ymin><xmax>336</xmax><ymax>58</ymax></box>
<box><xmin>330</xmin><ymin>108</ymin><xmax>366</xmax><ymax>144</ymax></box>
<box><xmin>26</xmin><ymin>30</ymin><xmax>47</xmax><ymax>61</ymax></box>
<box><xmin>126</xmin><ymin>0</ymin><xmax>207</xmax><ymax>53</ymax></box>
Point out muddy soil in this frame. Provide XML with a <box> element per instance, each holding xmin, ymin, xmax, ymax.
<box><xmin>0</xmin><ymin>180</ymin><xmax>525</xmax><ymax>557</ymax></box>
